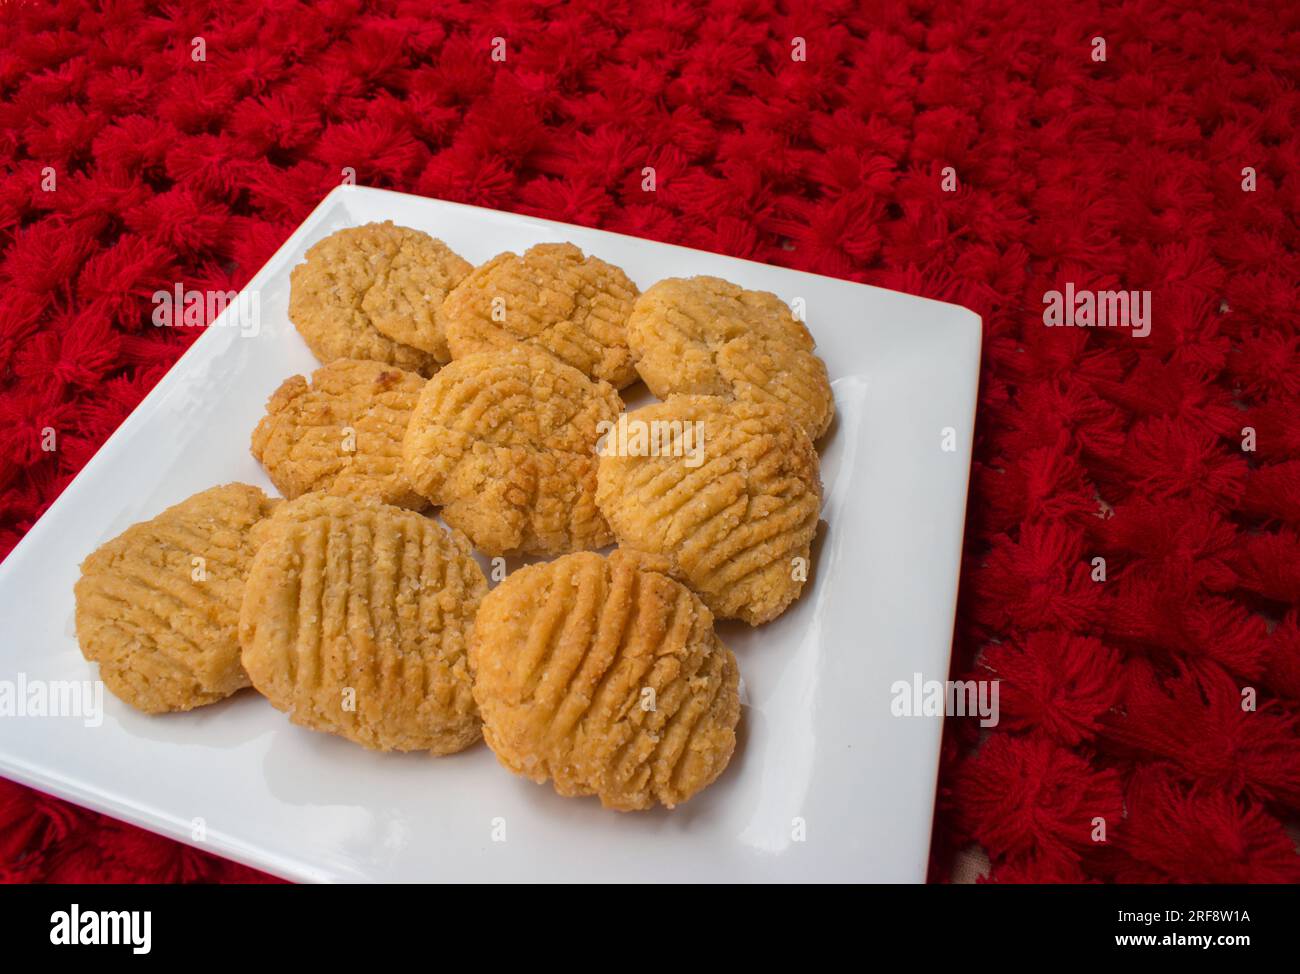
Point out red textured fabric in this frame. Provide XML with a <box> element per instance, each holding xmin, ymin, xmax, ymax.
<box><xmin>1</xmin><ymin>0</ymin><xmax>1298</xmax><ymax>883</ymax></box>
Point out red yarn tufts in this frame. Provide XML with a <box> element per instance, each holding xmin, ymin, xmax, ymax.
<box><xmin>76</xmin><ymin>235</ymin><xmax>178</xmax><ymax>329</ymax></box>
<box><xmin>1119</xmin><ymin>417</ymin><xmax>1248</xmax><ymax>506</ymax></box>
<box><xmin>314</xmin><ymin>119</ymin><xmax>427</xmax><ymax>185</ymax></box>
<box><xmin>1263</xmin><ymin>614</ymin><xmax>1300</xmax><ymax>702</ymax></box>
<box><xmin>985</xmin><ymin>850</ymin><xmax>1095</xmax><ymax>884</ymax></box>
<box><xmin>1231</xmin><ymin>530</ymin><xmax>1300</xmax><ymax>606</ymax></box>
<box><xmin>980</xmin><ymin>631</ymin><xmax>1124</xmax><ymax>745</ymax></box>
<box><xmin>969</xmin><ymin>521</ymin><xmax>1101</xmax><ymax>633</ymax></box>
<box><xmin>1090</xmin><ymin>495</ymin><xmax>1238</xmax><ymax>592</ymax></box>
<box><xmin>1242</xmin><ymin>460</ymin><xmax>1300</xmax><ymax>529</ymax></box>
<box><xmin>1104</xmin><ymin>662</ymin><xmax>1300</xmax><ymax>809</ymax></box>
<box><xmin>953</xmin><ymin>734</ymin><xmax>1123</xmax><ymax>867</ymax></box>
<box><xmin>124</xmin><ymin>188</ymin><xmax>233</xmax><ymax>260</ymax></box>
<box><xmin>1</xmin><ymin>221</ymin><xmax>96</xmax><ymax>296</ymax></box>
<box><xmin>1100</xmin><ymin>573</ymin><xmax>1269</xmax><ymax>680</ymax></box>
<box><xmin>1111</xmin><ymin>766</ymin><xmax>1300</xmax><ymax>883</ymax></box>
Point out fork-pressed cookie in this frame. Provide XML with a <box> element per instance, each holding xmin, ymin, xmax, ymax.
<box><xmin>595</xmin><ymin>395</ymin><xmax>823</xmax><ymax>625</ymax></box>
<box><xmin>250</xmin><ymin>357</ymin><xmax>426</xmax><ymax>509</ymax></box>
<box><xmin>74</xmin><ymin>483</ymin><xmax>276</xmax><ymax>713</ymax></box>
<box><xmin>471</xmin><ymin>548</ymin><xmax>741</xmax><ymax>811</ymax></box>
<box><xmin>239</xmin><ymin>493</ymin><xmax>487</xmax><ymax>753</ymax></box>
<box><xmin>627</xmin><ymin>275</ymin><xmax>834</xmax><ymax>439</ymax></box>
<box><xmin>288</xmin><ymin>221</ymin><xmax>471</xmax><ymax>373</ymax></box>
<box><xmin>442</xmin><ymin>242</ymin><xmax>640</xmax><ymax>388</ymax></box>
<box><xmin>403</xmin><ymin>346</ymin><xmax>623</xmax><ymax>557</ymax></box>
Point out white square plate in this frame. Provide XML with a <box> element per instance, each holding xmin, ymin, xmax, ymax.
<box><xmin>0</xmin><ymin>186</ymin><xmax>980</xmax><ymax>883</ymax></box>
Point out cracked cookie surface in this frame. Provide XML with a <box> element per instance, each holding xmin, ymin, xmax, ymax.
<box><xmin>289</xmin><ymin>221</ymin><xmax>471</xmax><ymax>372</ymax></box>
<box><xmin>238</xmin><ymin>493</ymin><xmax>486</xmax><ymax>753</ymax></box>
<box><xmin>403</xmin><ymin>347</ymin><xmax>623</xmax><ymax>556</ymax></box>
<box><xmin>627</xmin><ymin>276</ymin><xmax>834</xmax><ymax>439</ymax></box>
<box><xmin>470</xmin><ymin>548</ymin><xmax>740</xmax><ymax>811</ymax></box>
<box><xmin>74</xmin><ymin>483</ymin><xmax>276</xmax><ymax>713</ymax></box>
<box><xmin>251</xmin><ymin>357</ymin><xmax>426</xmax><ymax>509</ymax></box>
<box><xmin>442</xmin><ymin>242</ymin><xmax>639</xmax><ymax>388</ymax></box>
<box><xmin>596</xmin><ymin>395</ymin><xmax>822</xmax><ymax>624</ymax></box>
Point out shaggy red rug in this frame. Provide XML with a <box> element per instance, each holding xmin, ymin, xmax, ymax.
<box><xmin>1</xmin><ymin>0</ymin><xmax>1297</xmax><ymax>883</ymax></box>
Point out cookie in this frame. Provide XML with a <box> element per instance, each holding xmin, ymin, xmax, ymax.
<box><xmin>288</xmin><ymin>221</ymin><xmax>471</xmax><ymax>373</ymax></box>
<box><xmin>238</xmin><ymin>493</ymin><xmax>487</xmax><ymax>753</ymax></box>
<box><xmin>251</xmin><ymin>358</ymin><xmax>427</xmax><ymax>510</ymax></box>
<box><xmin>74</xmin><ymin>483</ymin><xmax>276</xmax><ymax>714</ymax></box>
<box><xmin>361</xmin><ymin>229</ymin><xmax>473</xmax><ymax>360</ymax></box>
<box><xmin>471</xmin><ymin>549</ymin><xmax>741</xmax><ymax>811</ymax></box>
<box><xmin>442</xmin><ymin>242</ymin><xmax>639</xmax><ymax>388</ymax></box>
<box><xmin>595</xmin><ymin>395</ymin><xmax>822</xmax><ymax>625</ymax></box>
<box><xmin>627</xmin><ymin>276</ymin><xmax>834</xmax><ymax>439</ymax></box>
<box><xmin>402</xmin><ymin>347</ymin><xmax>623</xmax><ymax>557</ymax></box>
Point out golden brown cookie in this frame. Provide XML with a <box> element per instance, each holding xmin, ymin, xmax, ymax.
<box><xmin>595</xmin><ymin>395</ymin><xmax>822</xmax><ymax>625</ymax></box>
<box><xmin>238</xmin><ymin>493</ymin><xmax>487</xmax><ymax>753</ymax></box>
<box><xmin>471</xmin><ymin>548</ymin><xmax>741</xmax><ymax>811</ymax></box>
<box><xmin>74</xmin><ymin>484</ymin><xmax>276</xmax><ymax>714</ymax></box>
<box><xmin>627</xmin><ymin>276</ymin><xmax>834</xmax><ymax>439</ymax></box>
<box><xmin>250</xmin><ymin>358</ymin><xmax>426</xmax><ymax>510</ymax></box>
<box><xmin>288</xmin><ymin>221</ymin><xmax>471</xmax><ymax>373</ymax></box>
<box><xmin>442</xmin><ymin>242</ymin><xmax>639</xmax><ymax>388</ymax></box>
<box><xmin>402</xmin><ymin>347</ymin><xmax>623</xmax><ymax>556</ymax></box>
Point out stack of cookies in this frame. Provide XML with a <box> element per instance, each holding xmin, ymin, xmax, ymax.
<box><xmin>75</xmin><ymin>221</ymin><xmax>834</xmax><ymax>812</ymax></box>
